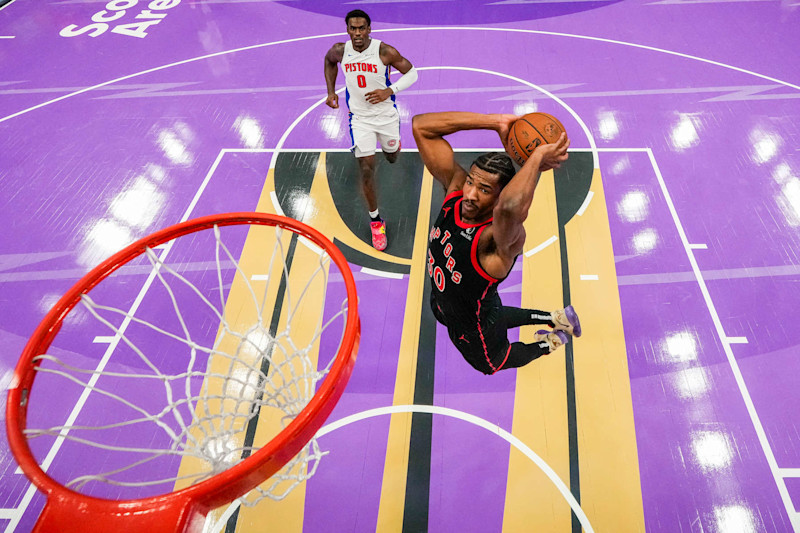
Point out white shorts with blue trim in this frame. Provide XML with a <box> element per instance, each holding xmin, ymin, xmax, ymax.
<box><xmin>349</xmin><ymin>112</ymin><xmax>401</xmax><ymax>158</ymax></box>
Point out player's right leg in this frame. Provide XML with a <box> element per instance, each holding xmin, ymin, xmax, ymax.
<box><xmin>501</xmin><ymin>304</ymin><xmax>582</xmax><ymax>337</ymax></box>
<box><xmin>350</xmin><ymin>117</ymin><xmax>387</xmax><ymax>251</ymax></box>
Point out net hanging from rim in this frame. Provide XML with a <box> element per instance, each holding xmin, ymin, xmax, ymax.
<box><xmin>6</xmin><ymin>213</ymin><xmax>359</xmax><ymax>532</ymax></box>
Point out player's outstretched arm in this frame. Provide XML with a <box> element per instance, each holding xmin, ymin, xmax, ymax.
<box><xmin>412</xmin><ymin>112</ymin><xmax>468</xmax><ymax>193</ymax></box>
<box><xmin>412</xmin><ymin>112</ymin><xmax>515</xmax><ymax>193</ymax></box>
<box><xmin>324</xmin><ymin>43</ymin><xmax>344</xmax><ymax>109</ymax></box>
<box><xmin>492</xmin><ymin>133</ymin><xmax>570</xmax><ymax>259</ymax></box>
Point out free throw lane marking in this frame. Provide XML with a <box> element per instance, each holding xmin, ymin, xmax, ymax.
<box><xmin>524</xmin><ymin>235</ymin><xmax>558</xmax><ymax>257</ymax></box>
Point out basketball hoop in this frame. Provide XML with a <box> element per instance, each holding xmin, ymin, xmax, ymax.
<box><xmin>6</xmin><ymin>213</ymin><xmax>360</xmax><ymax>532</ymax></box>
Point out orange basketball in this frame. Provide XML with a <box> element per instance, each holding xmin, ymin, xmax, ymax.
<box><xmin>506</xmin><ymin>112</ymin><xmax>567</xmax><ymax>166</ymax></box>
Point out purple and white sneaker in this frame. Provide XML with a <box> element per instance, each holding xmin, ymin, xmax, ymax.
<box><xmin>535</xmin><ymin>329</ymin><xmax>570</xmax><ymax>353</ymax></box>
<box><xmin>552</xmin><ymin>305</ymin><xmax>581</xmax><ymax>337</ymax></box>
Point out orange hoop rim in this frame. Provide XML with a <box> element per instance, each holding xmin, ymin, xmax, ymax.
<box><xmin>5</xmin><ymin>212</ymin><xmax>360</xmax><ymax>527</ymax></box>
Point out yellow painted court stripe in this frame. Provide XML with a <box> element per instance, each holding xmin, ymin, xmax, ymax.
<box><xmin>175</xmin><ymin>156</ymin><xmax>342</xmax><ymax>532</ymax></box>
<box><xmin>375</xmin><ymin>168</ymin><xmax>434</xmax><ymax>532</ymax></box>
<box><xmin>504</xmin><ymin>170</ymin><xmax>573</xmax><ymax>532</ymax></box>
<box><xmin>235</xmin><ymin>236</ymin><xmax>329</xmax><ymax>532</ymax></box>
<box><xmin>567</xmin><ymin>169</ymin><xmax>645</xmax><ymax>533</ymax></box>
<box><xmin>298</xmin><ymin>153</ymin><xmax>412</xmax><ymax>265</ymax></box>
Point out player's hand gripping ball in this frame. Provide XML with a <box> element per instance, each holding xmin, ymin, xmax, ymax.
<box><xmin>506</xmin><ymin>113</ymin><xmax>567</xmax><ymax>166</ymax></box>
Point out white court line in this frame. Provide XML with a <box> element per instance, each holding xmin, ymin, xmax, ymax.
<box><xmin>92</xmin><ymin>335</ymin><xmax>117</xmax><ymax>343</ymax></box>
<box><xmin>206</xmin><ymin>405</ymin><xmax>595</xmax><ymax>533</ymax></box>
<box><xmin>646</xmin><ymin>148</ymin><xmax>799</xmax><ymax>531</ymax></box>
<box><xmin>250</xmin><ymin>274</ymin><xmax>269</xmax><ymax>281</ymax></box>
<box><xmin>576</xmin><ymin>190</ymin><xmax>594</xmax><ymax>216</ymax></box>
<box><xmin>780</xmin><ymin>468</ymin><xmax>800</xmax><ymax>477</ymax></box>
<box><xmin>3</xmin><ymin>26</ymin><xmax>799</xmax><ymax>126</ymax></box>
<box><xmin>219</xmin><ymin>148</ymin><xmax>652</xmax><ymax>153</ymax></box>
<box><xmin>0</xmin><ymin>36</ymin><xmax>15</xmax><ymax>39</ymax></box>
<box><xmin>3</xmin><ymin>138</ymin><xmax>231</xmax><ymax>533</ymax></box>
<box><xmin>299</xmin><ymin>236</ymin><xmax>324</xmax><ymax>256</ymax></box>
<box><xmin>724</xmin><ymin>336</ymin><xmax>749</xmax><ymax>344</ymax></box>
<box><xmin>418</xmin><ymin>66</ymin><xmax>598</xmax><ymax>169</ymax></box>
<box><xmin>269</xmin><ymin>190</ymin><xmax>285</xmax><ymax>216</ymax></box>
<box><xmin>266</xmin><ymin>64</ymin><xmax>599</xmax><ymax>171</ymax></box>
<box><xmin>360</xmin><ymin>267</ymin><xmax>404</xmax><ymax>279</ymax></box>
<box><xmin>580</xmin><ymin>274</ymin><xmax>599</xmax><ymax>281</ymax></box>
<box><xmin>524</xmin><ymin>235</ymin><xmax>558</xmax><ymax>257</ymax></box>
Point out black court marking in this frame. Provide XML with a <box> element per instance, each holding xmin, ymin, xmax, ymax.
<box><xmin>224</xmin><ymin>232</ymin><xmax>300</xmax><ymax>533</ymax></box>
<box><xmin>274</xmin><ymin>151</ymin><xmax>322</xmax><ymax>221</ymax></box>
<box><xmin>326</xmin><ymin>151</ymin><xmax>425</xmax><ymax>259</ymax></box>
<box><xmin>553</xmin><ymin>152</ymin><xmax>594</xmax><ymax>533</ymax></box>
<box><xmin>402</xmin><ymin>181</ymin><xmax>445</xmax><ymax>533</ymax></box>
<box><xmin>332</xmin><ymin>237</ymin><xmax>411</xmax><ymax>274</ymax></box>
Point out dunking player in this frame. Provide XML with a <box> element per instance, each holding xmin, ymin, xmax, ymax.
<box><xmin>324</xmin><ymin>10</ymin><xmax>417</xmax><ymax>251</ymax></box>
<box><xmin>412</xmin><ymin>111</ymin><xmax>582</xmax><ymax>375</ymax></box>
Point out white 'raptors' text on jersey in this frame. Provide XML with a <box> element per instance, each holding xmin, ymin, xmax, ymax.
<box><xmin>342</xmin><ymin>38</ymin><xmax>398</xmax><ymax>122</ymax></box>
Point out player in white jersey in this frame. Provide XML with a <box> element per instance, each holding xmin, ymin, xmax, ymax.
<box><xmin>324</xmin><ymin>9</ymin><xmax>418</xmax><ymax>251</ymax></box>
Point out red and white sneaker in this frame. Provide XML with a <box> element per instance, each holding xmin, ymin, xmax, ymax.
<box><xmin>370</xmin><ymin>219</ymin><xmax>387</xmax><ymax>251</ymax></box>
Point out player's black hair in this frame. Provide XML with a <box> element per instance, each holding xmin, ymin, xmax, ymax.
<box><xmin>345</xmin><ymin>9</ymin><xmax>371</xmax><ymax>27</ymax></box>
<box><xmin>473</xmin><ymin>152</ymin><xmax>516</xmax><ymax>189</ymax></box>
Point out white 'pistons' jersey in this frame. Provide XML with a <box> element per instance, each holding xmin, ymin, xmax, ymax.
<box><xmin>342</xmin><ymin>38</ymin><xmax>397</xmax><ymax>121</ymax></box>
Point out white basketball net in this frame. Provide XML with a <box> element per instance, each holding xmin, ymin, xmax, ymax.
<box><xmin>23</xmin><ymin>222</ymin><xmax>351</xmax><ymax>506</ymax></box>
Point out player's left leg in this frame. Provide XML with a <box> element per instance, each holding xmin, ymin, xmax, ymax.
<box><xmin>377</xmin><ymin>117</ymin><xmax>401</xmax><ymax>164</ymax></box>
<box><xmin>356</xmin><ymin>155</ymin><xmax>387</xmax><ymax>251</ymax></box>
<box><xmin>356</xmin><ymin>155</ymin><xmax>379</xmax><ymax>212</ymax></box>
<box><xmin>495</xmin><ymin>331</ymin><xmax>569</xmax><ymax>371</ymax></box>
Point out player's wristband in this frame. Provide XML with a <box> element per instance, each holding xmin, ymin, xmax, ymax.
<box><xmin>390</xmin><ymin>67</ymin><xmax>418</xmax><ymax>94</ymax></box>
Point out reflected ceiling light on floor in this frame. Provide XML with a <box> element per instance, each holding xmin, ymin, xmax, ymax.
<box><xmin>778</xmin><ymin>177</ymin><xmax>800</xmax><ymax>227</ymax></box>
<box><xmin>610</xmin><ymin>155</ymin><xmax>631</xmax><ymax>175</ymax></box>
<box><xmin>597</xmin><ymin>110</ymin><xmax>619</xmax><ymax>141</ymax></box>
<box><xmin>144</xmin><ymin>163</ymin><xmax>167</xmax><ymax>183</ymax></box>
<box><xmin>771</xmin><ymin>161</ymin><xmax>793</xmax><ymax>184</ymax></box>
<box><xmin>158</xmin><ymin>128</ymin><xmax>193</xmax><ymax>166</ymax></box>
<box><xmin>39</xmin><ymin>293</ymin><xmax>87</xmax><ymax>325</ymax></box>
<box><xmin>673</xmin><ymin>366</ymin><xmax>709</xmax><ymax>400</ymax></box>
<box><xmin>78</xmin><ymin>219</ymin><xmax>134</xmax><ymax>267</ymax></box>
<box><xmin>234</xmin><ymin>115</ymin><xmax>266</xmax><ymax>149</ymax></box>
<box><xmin>670</xmin><ymin>114</ymin><xmax>700</xmax><ymax>150</ymax></box>
<box><xmin>661</xmin><ymin>330</ymin><xmax>698</xmax><ymax>363</ymax></box>
<box><xmin>714</xmin><ymin>505</ymin><xmax>756</xmax><ymax>533</ymax></box>
<box><xmin>632</xmin><ymin>227</ymin><xmax>658</xmax><ymax>254</ymax></box>
<box><xmin>320</xmin><ymin>112</ymin><xmax>343</xmax><ymax>141</ymax></box>
<box><xmin>750</xmin><ymin>127</ymin><xmax>780</xmax><ymax>164</ymax></box>
<box><xmin>617</xmin><ymin>190</ymin><xmax>649</xmax><ymax>222</ymax></box>
<box><xmin>110</xmin><ymin>177</ymin><xmax>164</xmax><ymax>229</ymax></box>
<box><xmin>513</xmin><ymin>102</ymin><xmax>537</xmax><ymax>116</ymax></box>
<box><xmin>287</xmin><ymin>190</ymin><xmax>314</xmax><ymax>221</ymax></box>
<box><xmin>691</xmin><ymin>430</ymin><xmax>733</xmax><ymax>472</ymax></box>
<box><xmin>242</xmin><ymin>326</ymin><xmax>273</xmax><ymax>360</ymax></box>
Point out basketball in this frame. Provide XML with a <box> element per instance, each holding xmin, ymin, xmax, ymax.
<box><xmin>506</xmin><ymin>113</ymin><xmax>567</xmax><ymax>166</ymax></box>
